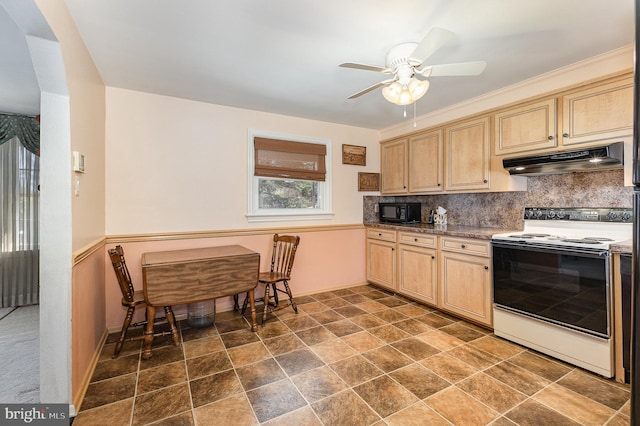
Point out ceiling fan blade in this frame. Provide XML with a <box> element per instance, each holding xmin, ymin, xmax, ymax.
<box><xmin>340</xmin><ymin>62</ymin><xmax>391</xmax><ymax>74</ymax></box>
<box><xmin>419</xmin><ymin>61</ymin><xmax>487</xmax><ymax>77</ymax></box>
<box><xmin>410</xmin><ymin>27</ymin><xmax>455</xmax><ymax>64</ymax></box>
<box><xmin>347</xmin><ymin>79</ymin><xmax>395</xmax><ymax>99</ymax></box>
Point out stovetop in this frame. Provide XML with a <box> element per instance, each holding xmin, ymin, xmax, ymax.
<box><xmin>492</xmin><ymin>207</ymin><xmax>632</xmax><ymax>249</ymax></box>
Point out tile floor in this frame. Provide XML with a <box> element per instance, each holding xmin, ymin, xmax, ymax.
<box><xmin>73</xmin><ymin>285</ymin><xmax>631</xmax><ymax>425</ymax></box>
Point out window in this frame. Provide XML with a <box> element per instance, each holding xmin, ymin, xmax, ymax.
<box><xmin>247</xmin><ymin>129</ymin><xmax>332</xmax><ymax>222</ymax></box>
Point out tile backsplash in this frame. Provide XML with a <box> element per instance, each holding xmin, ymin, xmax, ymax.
<box><xmin>363</xmin><ymin>170</ymin><xmax>632</xmax><ymax>230</ymax></box>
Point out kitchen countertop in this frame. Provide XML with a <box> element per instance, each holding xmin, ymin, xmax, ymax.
<box><xmin>611</xmin><ymin>239</ymin><xmax>632</xmax><ymax>254</ymax></box>
<box><xmin>364</xmin><ymin>222</ymin><xmax>521</xmax><ymax>240</ymax></box>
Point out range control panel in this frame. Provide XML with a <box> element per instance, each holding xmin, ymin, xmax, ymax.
<box><xmin>523</xmin><ymin>207</ymin><xmax>632</xmax><ymax>223</ymax></box>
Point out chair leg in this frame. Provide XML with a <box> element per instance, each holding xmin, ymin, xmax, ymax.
<box><xmin>271</xmin><ymin>283</ymin><xmax>279</xmax><ymax>307</ymax></box>
<box><xmin>241</xmin><ymin>291</ymin><xmax>250</xmax><ymax>314</ymax></box>
<box><xmin>164</xmin><ymin>306</ymin><xmax>180</xmax><ymax>346</ymax></box>
<box><xmin>233</xmin><ymin>294</ymin><xmax>239</xmax><ymax>311</ymax></box>
<box><xmin>283</xmin><ymin>280</ymin><xmax>298</xmax><ymax>313</ymax></box>
<box><xmin>262</xmin><ymin>282</ymin><xmax>271</xmax><ymax>324</ymax></box>
<box><xmin>113</xmin><ymin>306</ymin><xmax>135</xmax><ymax>358</ymax></box>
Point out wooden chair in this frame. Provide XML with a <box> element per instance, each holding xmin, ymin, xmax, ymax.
<box><xmin>108</xmin><ymin>245</ymin><xmax>179</xmax><ymax>358</ymax></box>
<box><xmin>241</xmin><ymin>234</ymin><xmax>300</xmax><ymax>323</ymax></box>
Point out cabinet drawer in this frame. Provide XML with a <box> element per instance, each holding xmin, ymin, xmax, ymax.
<box><xmin>398</xmin><ymin>232</ymin><xmax>437</xmax><ymax>248</ymax></box>
<box><xmin>440</xmin><ymin>237</ymin><xmax>490</xmax><ymax>257</ymax></box>
<box><xmin>367</xmin><ymin>229</ymin><xmax>397</xmax><ymax>242</ymax></box>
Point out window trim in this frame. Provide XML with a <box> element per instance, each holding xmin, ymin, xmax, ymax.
<box><xmin>247</xmin><ymin>129</ymin><xmax>333</xmax><ymax>223</ymax></box>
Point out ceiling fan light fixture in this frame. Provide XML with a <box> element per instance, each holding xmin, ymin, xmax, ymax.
<box><xmin>382</xmin><ymin>78</ymin><xmax>429</xmax><ymax>106</ymax></box>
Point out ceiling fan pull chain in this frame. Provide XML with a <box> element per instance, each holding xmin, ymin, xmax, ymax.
<box><xmin>413</xmin><ymin>102</ymin><xmax>417</xmax><ymax>127</ymax></box>
<box><xmin>403</xmin><ymin>105</ymin><xmax>407</xmax><ymax>118</ymax></box>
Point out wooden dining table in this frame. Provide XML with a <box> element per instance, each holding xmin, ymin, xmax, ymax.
<box><xmin>141</xmin><ymin>245</ymin><xmax>260</xmax><ymax>359</ymax></box>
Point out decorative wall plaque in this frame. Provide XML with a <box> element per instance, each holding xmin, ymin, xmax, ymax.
<box><xmin>358</xmin><ymin>172</ymin><xmax>380</xmax><ymax>191</ymax></box>
<box><xmin>342</xmin><ymin>144</ymin><xmax>366</xmax><ymax>166</ymax></box>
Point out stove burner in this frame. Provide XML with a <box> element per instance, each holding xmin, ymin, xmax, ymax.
<box><xmin>584</xmin><ymin>237</ymin><xmax>614</xmax><ymax>242</ymax></box>
<box><xmin>560</xmin><ymin>239</ymin><xmax>603</xmax><ymax>244</ymax></box>
<box><xmin>509</xmin><ymin>233</ymin><xmax>550</xmax><ymax>238</ymax></box>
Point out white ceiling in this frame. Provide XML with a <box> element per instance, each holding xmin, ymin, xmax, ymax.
<box><xmin>1</xmin><ymin>0</ymin><xmax>635</xmax><ymax>129</ymax></box>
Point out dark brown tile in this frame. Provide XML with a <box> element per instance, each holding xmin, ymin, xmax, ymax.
<box><xmin>262</xmin><ymin>406</ymin><xmax>322</xmax><ymax>426</ymax></box>
<box><xmin>219</xmin><ymin>328</ymin><xmax>261</xmax><ymax>348</ymax></box>
<box><xmin>364</xmin><ymin>289</ymin><xmax>393</xmax><ymax>300</ymax></box>
<box><xmin>508</xmin><ymin>350</ymin><xmax>572</xmax><ymax>381</ymax></box>
<box><xmin>533</xmin><ymin>383</ymin><xmax>617</xmax><ymax>425</ymax></box>
<box><xmin>137</xmin><ymin>361</ymin><xmax>187</xmax><ymax>394</ymax></box>
<box><xmin>556</xmin><ymin>369</ymin><xmax>630</xmax><ymax>410</ymax></box>
<box><xmin>485</xmin><ymin>361</ymin><xmax>551</xmax><ymax>396</ymax></box>
<box><xmin>256</xmin><ymin>320</ymin><xmax>291</xmax><ymax>339</ymax></box>
<box><xmin>295</xmin><ymin>325</ymin><xmax>335</xmax><ymax>345</ymax></box>
<box><xmin>374</xmin><ymin>309</ymin><xmax>408</xmax><ymax>323</ymax></box>
<box><xmin>334</xmin><ymin>305</ymin><xmax>368</xmax><ymax>318</ymax></box>
<box><xmin>246</xmin><ymin>379</ymin><xmax>307</xmax><ymax>423</ymax></box>
<box><xmin>276</xmin><ymin>348</ymin><xmax>324</xmax><ymax>376</ymax></box>
<box><xmin>263</xmin><ymin>333</ymin><xmax>306</xmax><ymax>356</ymax></box>
<box><xmin>185</xmin><ymin>350</ymin><xmax>232</xmax><ymax>380</ymax></box>
<box><xmin>425</xmin><ymin>386</ymin><xmax>498</xmax><ymax>425</ymax></box>
<box><xmin>321</xmin><ymin>297</ymin><xmax>351</xmax><ymax>309</ymax></box>
<box><xmin>323</xmin><ymin>319</ymin><xmax>363</xmax><ymax>337</ymax></box>
<box><xmin>309</xmin><ymin>309</ymin><xmax>344</xmax><ymax>324</ymax></box>
<box><xmin>389</xmin><ymin>363</ymin><xmax>450</xmax><ymax>399</ymax></box>
<box><xmin>281</xmin><ymin>314</ymin><xmax>320</xmax><ymax>331</ymax></box>
<box><xmin>139</xmin><ymin>344</ymin><xmax>184</xmax><ymax>370</ymax></box>
<box><xmin>235</xmin><ymin>358</ymin><xmax>287</xmax><ymax>390</ymax></box>
<box><xmin>296</xmin><ymin>295</ymin><xmax>318</xmax><ymax>304</ymax></box>
<box><xmin>369</xmin><ymin>324</ymin><xmax>411</xmax><ymax>343</ymax></box>
<box><xmin>349</xmin><ymin>313</ymin><xmax>388</xmax><ymax>329</ymax></box>
<box><xmin>391</xmin><ymin>337</ymin><xmax>440</xmax><ymax>361</ymax></box>
<box><xmin>355</xmin><ymin>375</ymin><xmax>417</xmax><ymax>417</ymax></box>
<box><xmin>132</xmin><ymin>383</ymin><xmax>191</xmax><ymax>426</ymax></box>
<box><xmin>505</xmin><ymin>399</ymin><xmax>581</xmax><ymax>426</ymax></box>
<box><xmin>80</xmin><ymin>373</ymin><xmax>137</xmax><ymax>410</ymax></box>
<box><xmin>468</xmin><ymin>335</ymin><xmax>525</xmax><ymax>360</ymax></box>
<box><xmin>385</xmin><ymin>403</ymin><xmax>450</xmax><ymax>425</ymax></box>
<box><xmin>194</xmin><ymin>393</ymin><xmax>258</xmax><ymax>425</ymax></box>
<box><xmin>291</xmin><ymin>365</ymin><xmax>347</xmax><ymax>402</ymax></box>
<box><xmin>182</xmin><ymin>335</ymin><xmax>224</xmax><ymax>359</ymax></box>
<box><xmin>215</xmin><ymin>317</ymin><xmax>251</xmax><ymax>333</ymax></box>
<box><xmin>152</xmin><ymin>411</ymin><xmax>194</xmax><ymax>426</ymax></box>
<box><xmin>440</xmin><ymin>322</ymin><xmax>486</xmax><ymax>342</ymax></box>
<box><xmin>458</xmin><ymin>372</ymin><xmax>527</xmax><ymax>413</ymax></box>
<box><xmin>446</xmin><ymin>343</ymin><xmax>502</xmax><ymax>369</ymax></box>
<box><xmin>376</xmin><ymin>296</ymin><xmax>408</xmax><ymax>308</ymax></box>
<box><xmin>392</xmin><ymin>318</ymin><xmax>433</xmax><ymax>335</ymax></box>
<box><xmin>73</xmin><ymin>398</ymin><xmax>133</xmax><ymax>426</ymax></box>
<box><xmin>312</xmin><ymin>291</ymin><xmax>338</xmax><ymax>301</ymax></box>
<box><xmin>341</xmin><ymin>331</ymin><xmax>385</xmax><ymax>352</ymax></box>
<box><xmin>190</xmin><ymin>369</ymin><xmax>243</xmax><ymax>407</ymax></box>
<box><xmin>341</xmin><ymin>294</ymin><xmax>370</xmax><ymax>304</ymax></box>
<box><xmin>363</xmin><ymin>345</ymin><xmax>413</xmax><ymax>373</ymax></box>
<box><xmin>298</xmin><ymin>301</ymin><xmax>330</xmax><ymax>314</ymax></box>
<box><xmin>180</xmin><ymin>323</ymin><xmax>218</xmax><ymax>342</ymax></box>
<box><xmin>420</xmin><ymin>352</ymin><xmax>478</xmax><ymax>383</ymax></box>
<box><xmin>329</xmin><ymin>355</ymin><xmax>383</xmax><ymax>386</ymax></box>
<box><xmin>311</xmin><ymin>390</ymin><xmax>380</xmax><ymax>425</ymax></box>
<box><xmin>415</xmin><ymin>312</ymin><xmax>455</xmax><ymax>328</ymax></box>
<box><xmin>332</xmin><ymin>289</ymin><xmax>356</xmax><ymax>297</ymax></box>
<box><xmin>100</xmin><ymin>339</ymin><xmax>141</xmax><ymax>361</ymax></box>
<box><xmin>393</xmin><ymin>303</ymin><xmax>431</xmax><ymax>317</ymax></box>
<box><xmin>310</xmin><ymin>339</ymin><xmax>357</xmax><ymax>364</ymax></box>
<box><xmin>90</xmin><ymin>353</ymin><xmax>139</xmax><ymax>382</ymax></box>
<box><xmin>227</xmin><ymin>341</ymin><xmax>271</xmax><ymax>367</ymax></box>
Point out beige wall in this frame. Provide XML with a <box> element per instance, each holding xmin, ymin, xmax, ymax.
<box><xmin>105</xmin><ymin>87</ymin><xmax>381</xmax><ymax>234</ymax></box>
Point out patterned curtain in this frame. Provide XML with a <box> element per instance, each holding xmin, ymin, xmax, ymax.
<box><xmin>0</xmin><ymin>124</ymin><xmax>40</xmax><ymax>307</ymax></box>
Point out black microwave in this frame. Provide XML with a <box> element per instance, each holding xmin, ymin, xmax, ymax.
<box><xmin>379</xmin><ymin>202</ymin><xmax>421</xmax><ymax>223</ymax></box>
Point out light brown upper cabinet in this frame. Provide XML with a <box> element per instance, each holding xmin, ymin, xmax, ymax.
<box><xmin>444</xmin><ymin>116</ymin><xmax>490</xmax><ymax>191</ymax></box>
<box><xmin>380</xmin><ymin>138</ymin><xmax>408</xmax><ymax>194</ymax></box>
<box><xmin>494</xmin><ymin>98</ymin><xmax>557</xmax><ymax>156</ymax></box>
<box><xmin>408</xmin><ymin>129</ymin><xmax>443</xmax><ymax>193</ymax></box>
<box><xmin>561</xmin><ymin>77</ymin><xmax>633</xmax><ymax>146</ymax></box>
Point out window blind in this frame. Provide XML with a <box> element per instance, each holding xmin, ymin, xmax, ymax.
<box><xmin>254</xmin><ymin>137</ymin><xmax>326</xmax><ymax>182</ymax></box>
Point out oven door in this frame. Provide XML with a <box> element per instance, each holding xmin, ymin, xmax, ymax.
<box><xmin>492</xmin><ymin>240</ymin><xmax>611</xmax><ymax>339</ymax></box>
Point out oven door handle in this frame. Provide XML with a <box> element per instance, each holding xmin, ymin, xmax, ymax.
<box><xmin>491</xmin><ymin>240</ymin><xmax>610</xmax><ymax>258</ymax></box>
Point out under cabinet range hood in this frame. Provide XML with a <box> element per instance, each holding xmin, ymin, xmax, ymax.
<box><xmin>503</xmin><ymin>142</ymin><xmax>624</xmax><ymax>176</ymax></box>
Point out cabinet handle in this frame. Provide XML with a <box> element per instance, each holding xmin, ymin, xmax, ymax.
<box><xmin>563</xmin><ymin>133</ymin><xmax>569</xmax><ymax>138</ymax></box>
<box><xmin>483</xmin><ymin>179</ymin><xmax>488</xmax><ymax>183</ymax></box>
<box><xmin>378</xmin><ymin>233</ymin><xmax>382</xmax><ymax>236</ymax></box>
<box><xmin>437</xmin><ymin>183</ymin><xmax>441</xmax><ymax>186</ymax></box>
<box><xmin>431</xmin><ymin>255</ymin><xmax>435</xmax><ymax>259</ymax></box>
<box><xmin>414</xmin><ymin>238</ymin><xmax>419</xmax><ymax>242</ymax></box>
<box><xmin>484</xmin><ymin>265</ymin><xmax>489</xmax><ymax>270</ymax></box>
<box><xmin>547</xmin><ymin>135</ymin><xmax>554</xmax><ymax>140</ymax></box>
<box><xmin>461</xmin><ymin>244</ymin><xmax>466</xmax><ymax>249</ymax></box>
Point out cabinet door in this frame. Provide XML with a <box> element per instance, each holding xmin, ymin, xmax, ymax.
<box><xmin>380</xmin><ymin>139</ymin><xmax>408</xmax><ymax>194</ymax></box>
<box><xmin>366</xmin><ymin>238</ymin><xmax>396</xmax><ymax>291</ymax></box>
<box><xmin>494</xmin><ymin>98</ymin><xmax>557</xmax><ymax>155</ymax></box>
<box><xmin>444</xmin><ymin>116</ymin><xmax>490</xmax><ymax>191</ymax></box>
<box><xmin>561</xmin><ymin>78</ymin><xmax>633</xmax><ymax>146</ymax></box>
<box><xmin>439</xmin><ymin>251</ymin><xmax>492</xmax><ymax>326</ymax></box>
<box><xmin>398</xmin><ymin>244</ymin><xmax>437</xmax><ymax>306</ymax></box>
<box><xmin>409</xmin><ymin>130</ymin><xmax>443</xmax><ymax>193</ymax></box>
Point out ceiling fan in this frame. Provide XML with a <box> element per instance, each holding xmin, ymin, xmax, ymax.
<box><xmin>340</xmin><ymin>28</ymin><xmax>486</xmax><ymax>106</ymax></box>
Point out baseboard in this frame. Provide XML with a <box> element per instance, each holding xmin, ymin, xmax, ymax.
<box><xmin>72</xmin><ymin>328</ymin><xmax>109</xmax><ymax>414</ymax></box>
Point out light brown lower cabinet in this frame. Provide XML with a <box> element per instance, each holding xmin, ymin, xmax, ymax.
<box><xmin>438</xmin><ymin>237</ymin><xmax>493</xmax><ymax>327</ymax></box>
<box><xmin>366</xmin><ymin>230</ymin><xmax>493</xmax><ymax>327</ymax></box>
